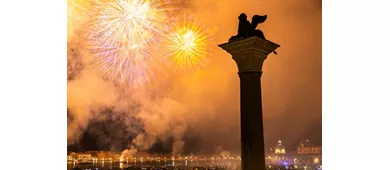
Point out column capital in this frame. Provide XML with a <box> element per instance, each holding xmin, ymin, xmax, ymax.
<box><xmin>219</xmin><ymin>37</ymin><xmax>280</xmax><ymax>73</ymax></box>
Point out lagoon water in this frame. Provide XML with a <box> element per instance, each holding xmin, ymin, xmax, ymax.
<box><xmin>67</xmin><ymin>160</ymin><xmax>241</xmax><ymax>170</ymax></box>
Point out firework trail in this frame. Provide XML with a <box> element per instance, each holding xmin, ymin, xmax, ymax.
<box><xmin>68</xmin><ymin>0</ymin><xmax>92</xmax><ymax>36</ymax></box>
<box><xmin>67</xmin><ymin>0</ymin><xmax>89</xmax><ymax>21</ymax></box>
<box><xmin>87</xmin><ymin>0</ymin><xmax>172</xmax><ymax>86</ymax></box>
<box><xmin>163</xmin><ymin>16</ymin><xmax>212</xmax><ymax>72</ymax></box>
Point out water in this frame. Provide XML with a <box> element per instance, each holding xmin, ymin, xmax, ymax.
<box><xmin>67</xmin><ymin>160</ymin><xmax>314</xmax><ymax>170</ymax></box>
<box><xmin>67</xmin><ymin>160</ymin><xmax>241</xmax><ymax>170</ymax></box>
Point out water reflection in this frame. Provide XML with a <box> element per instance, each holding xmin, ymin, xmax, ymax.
<box><xmin>68</xmin><ymin>160</ymin><xmax>241</xmax><ymax>170</ymax></box>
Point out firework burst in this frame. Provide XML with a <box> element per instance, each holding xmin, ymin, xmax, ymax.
<box><xmin>87</xmin><ymin>0</ymin><xmax>171</xmax><ymax>86</ymax></box>
<box><xmin>68</xmin><ymin>0</ymin><xmax>91</xmax><ymax>36</ymax></box>
<box><xmin>164</xmin><ymin>16</ymin><xmax>212</xmax><ymax>72</ymax></box>
<box><xmin>67</xmin><ymin>0</ymin><xmax>89</xmax><ymax>21</ymax></box>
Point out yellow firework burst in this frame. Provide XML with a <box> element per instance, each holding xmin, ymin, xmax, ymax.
<box><xmin>165</xmin><ymin>16</ymin><xmax>211</xmax><ymax>72</ymax></box>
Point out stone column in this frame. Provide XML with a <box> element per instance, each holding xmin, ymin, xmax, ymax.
<box><xmin>219</xmin><ymin>37</ymin><xmax>280</xmax><ymax>170</ymax></box>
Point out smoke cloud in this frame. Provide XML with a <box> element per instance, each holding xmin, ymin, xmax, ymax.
<box><xmin>120</xmin><ymin>146</ymin><xmax>138</xmax><ymax>158</ymax></box>
<box><xmin>67</xmin><ymin>0</ymin><xmax>322</xmax><ymax>154</ymax></box>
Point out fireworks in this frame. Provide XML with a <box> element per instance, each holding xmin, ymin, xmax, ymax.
<box><xmin>88</xmin><ymin>0</ymin><xmax>171</xmax><ymax>86</ymax></box>
<box><xmin>164</xmin><ymin>16</ymin><xmax>211</xmax><ymax>72</ymax></box>
<box><xmin>67</xmin><ymin>0</ymin><xmax>89</xmax><ymax>21</ymax></box>
<box><xmin>68</xmin><ymin>0</ymin><xmax>91</xmax><ymax>36</ymax></box>
<box><xmin>68</xmin><ymin>0</ymin><xmax>215</xmax><ymax>87</ymax></box>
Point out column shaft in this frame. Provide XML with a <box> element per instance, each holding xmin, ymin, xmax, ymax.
<box><xmin>239</xmin><ymin>71</ymin><xmax>266</xmax><ymax>170</ymax></box>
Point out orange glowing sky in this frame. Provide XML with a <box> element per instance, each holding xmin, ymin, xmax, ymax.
<box><xmin>67</xmin><ymin>0</ymin><xmax>322</xmax><ymax>153</ymax></box>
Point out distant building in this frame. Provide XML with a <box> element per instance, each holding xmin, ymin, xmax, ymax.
<box><xmin>266</xmin><ymin>139</ymin><xmax>322</xmax><ymax>167</ymax></box>
<box><xmin>77</xmin><ymin>153</ymin><xmax>92</xmax><ymax>162</ymax></box>
<box><xmin>67</xmin><ymin>152</ymin><xmax>77</xmax><ymax>161</ymax></box>
<box><xmin>97</xmin><ymin>151</ymin><xmax>105</xmax><ymax>159</ymax></box>
<box><xmin>85</xmin><ymin>151</ymin><xmax>99</xmax><ymax>157</ymax></box>
<box><xmin>220</xmin><ymin>151</ymin><xmax>231</xmax><ymax>158</ymax></box>
<box><xmin>274</xmin><ymin>140</ymin><xmax>286</xmax><ymax>154</ymax></box>
<box><xmin>297</xmin><ymin>140</ymin><xmax>322</xmax><ymax>154</ymax></box>
<box><xmin>133</xmin><ymin>151</ymin><xmax>153</xmax><ymax>160</ymax></box>
<box><xmin>75</xmin><ymin>151</ymin><xmax>118</xmax><ymax>161</ymax></box>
